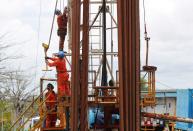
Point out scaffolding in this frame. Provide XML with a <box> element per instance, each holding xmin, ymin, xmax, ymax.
<box><xmin>10</xmin><ymin>0</ymin><xmax>141</xmax><ymax>130</ymax></box>
<box><xmin>88</xmin><ymin>0</ymin><xmax>118</xmax><ymax>96</ymax></box>
<box><xmin>87</xmin><ymin>1</ymin><xmax>119</xmax><ymax>130</ymax></box>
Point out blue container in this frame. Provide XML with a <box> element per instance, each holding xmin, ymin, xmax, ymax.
<box><xmin>176</xmin><ymin>89</ymin><xmax>193</xmax><ymax>130</ymax></box>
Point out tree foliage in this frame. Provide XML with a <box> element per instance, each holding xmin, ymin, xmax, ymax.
<box><xmin>0</xmin><ymin>100</ymin><xmax>11</xmax><ymax>130</ymax></box>
<box><xmin>0</xmin><ymin>70</ymin><xmax>31</xmax><ymax>117</ymax></box>
<box><xmin>140</xmin><ymin>76</ymin><xmax>148</xmax><ymax>91</ymax></box>
<box><xmin>0</xmin><ymin>33</ymin><xmax>32</xmax><ymax>128</ymax></box>
<box><xmin>0</xmin><ymin>33</ymin><xmax>21</xmax><ymax>84</ymax></box>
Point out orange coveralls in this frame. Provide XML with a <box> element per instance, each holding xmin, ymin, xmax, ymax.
<box><xmin>45</xmin><ymin>90</ymin><xmax>57</xmax><ymax>127</ymax></box>
<box><xmin>47</xmin><ymin>57</ymin><xmax>70</xmax><ymax>96</ymax></box>
<box><xmin>47</xmin><ymin>57</ymin><xmax>70</xmax><ymax>128</ymax></box>
<box><xmin>57</xmin><ymin>13</ymin><xmax>68</xmax><ymax>51</ymax></box>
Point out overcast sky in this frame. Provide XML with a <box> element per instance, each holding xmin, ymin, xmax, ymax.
<box><xmin>0</xmin><ymin>0</ymin><xmax>193</xmax><ymax>90</ymax></box>
<box><xmin>0</xmin><ymin>0</ymin><xmax>65</xmax><ymax>90</ymax></box>
<box><xmin>140</xmin><ymin>0</ymin><xmax>193</xmax><ymax>89</ymax></box>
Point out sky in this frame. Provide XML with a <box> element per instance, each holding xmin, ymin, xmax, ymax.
<box><xmin>0</xmin><ymin>0</ymin><xmax>67</xmax><ymax>91</ymax></box>
<box><xmin>0</xmin><ymin>0</ymin><xmax>193</xmax><ymax>90</ymax></box>
<box><xmin>140</xmin><ymin>0</ymin><xmax>193</xmax><ymax>89</ymax></box>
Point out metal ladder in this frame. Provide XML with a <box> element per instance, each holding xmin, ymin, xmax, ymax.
<box><xmin>89</xmin><ymin>6</ymin><xmax>103</xmax><ymax>88</ymax></box>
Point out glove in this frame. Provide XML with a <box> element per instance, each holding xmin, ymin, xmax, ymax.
<box><xmin>45</xmin><ymin>56</ymin><xmax>51</xmax><ymax>59</ymax></box>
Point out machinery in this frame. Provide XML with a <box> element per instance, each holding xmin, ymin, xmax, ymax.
<box><xmin>9</xmin><ymin>0</ymin><xmax>193</xmax><ymax>131</ymax></box>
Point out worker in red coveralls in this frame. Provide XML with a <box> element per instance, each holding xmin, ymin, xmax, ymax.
<box><xmin>45</xmin><ymin>51</ymin><xmax>70</xmax><ymax>96</ymax></box>
<box><xmin>45</xmin><ymin>83</ymin><xmax>57</xmax><ymax>128</ymax></box>
<box><xmin>55</xmin><ymin>7</ymin><xmax>68</xmax><ymax>51</ymax></box>
<box><xmin>45</xmin><ymin>51</ymin><xmax>70</xmax><ymax>128</ymax></box>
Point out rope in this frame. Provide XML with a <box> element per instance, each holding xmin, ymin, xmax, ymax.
<box><xmin>143</xmin><ymin>0</ymin><xmax>150</xmax><ymax>66</ymax></box>
<box><xmin>48</xmin><ymin>0</ymin><xmax>59</xmax><ymax>48</ymax></box>
<box><xmin>141</xmin><ymin>72</ymin><xmax>147</xmax><ymax>80</ymax></box>
<box><xmin>42</xmin><ymin>0</ymin><xmax>58</xmax><ymax>78</ymax></box>
<box><xmin>143</xmin><ymin>0</ymin><xmax>147</xmax><ymax>31</ymax></box>
<box><xmin>26</xmin><ymin>0</ymin><xmax>60</xmax><ymax>99</ymax></box>
<box><xmin>156</xmin><ymin>81</ymin><xmax>174</xmax><ymax>89</ymax></box>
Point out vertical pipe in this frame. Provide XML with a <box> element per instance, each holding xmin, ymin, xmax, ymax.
<box><xmin>153</xmin><ymin>71</ymin><xmax>155</xmax><ymax>94</ymax></box>
<box><xmin>101</xmin><ymin>1</ymin><xmax>111</xmax><ymax>131</ymax></box>
<box><xmin>101</xmin><ymin>0</ymin><xmax>107</xmax><ymax>87</ymax></box>
<box><xmin>71</xmin><ymin>0</ymin><xmax>81</xmax><ymax>130</ymax></box>
<box><xmin>145</xmin><ymin>38</ymin><xmax>149</xmax><ymax>66</ymax></box>
<box><xmin>117</xmin><ymin>0</ymin><xmax>124</xmax><ymax>129</ymax></box>
<box><xmin>67</xmin><ymin>0</ymin><xmax>72</xmax><ymax>51</ymax></box>
<box><xmin>149</xmin><ymin>72</ymin><xmax>151</xmax><ymax>93</ymax></box>
<box><xmin>80</xmin><ymin>0</ymin><xmax>89</xmax><ymax>130</ymax></box>
<box><xmin>117</xmin><ymin>0</ymin><xmax>140</xmax><ymax>130</ymax></box>
<box><xmin>110</xmin><ymin>0</ymin><xmax>114</xmax><ymax>75</ymax></box>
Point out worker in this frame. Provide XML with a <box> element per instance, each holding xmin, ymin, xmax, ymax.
<box><xmin>45</xmin><ymin>51</ymin><xmax>70</xmax><ymax>128</ymax></box>
<box><xmin>109</xmin><ymin>79</ymin><xmax>115</xmax><ymax>96</ymax></box>
<box><xmin>55</xmin><ymin>7</ymin><xmax>68</xmax><ymax>51</ymax></box>
<box><xmin>45</xmin><ymin>83</ymin><xmax>57</xmax><ymax>128</ymax></box>
<box><xmin>45</xmin><ymin>51</ymin><xmax>70</xmax><ymax>96</ymax></box>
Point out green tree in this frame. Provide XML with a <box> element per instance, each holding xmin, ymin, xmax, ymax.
<box><xmin>140</xmin><ymin>77</ymin><xmax>148</xmax><ymax>91</ymax></box>
<box><xmin>0</xmin><ymin>100</ymin><xmax>12</xmax><ymax>130</ymax></box>
<box><xmin>0</xmin><ymin>33</ymin><xmax>32</xmax><ymax>129</ymax></box>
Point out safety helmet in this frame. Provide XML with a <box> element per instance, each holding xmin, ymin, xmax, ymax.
<box><xmin>57</xmin><ymin>51</ymin><xmax>65</xmax><ymax>58</ymax></box>
<box><xmin>47</xmin><ymin>83</ymin><xmax>54</xmax><ymax>90</ymax></box>
<box><xmin>55</xmin><ymin>9</ymin><xmax>62</xmax><ymax>15</ymax></box>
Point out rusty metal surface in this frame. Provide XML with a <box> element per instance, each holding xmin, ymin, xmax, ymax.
<box><xmin>117</xmin><ymin>0</ymin><xmax>140</xmax><ymax>130</ymax></box>
<box><xmin>142</xmin><ymin>112</ymin><xmax>193</xmax><ymax>123</ymax></box>
<box><xmin>70</xmin><ymin>0</ymin><xmax>140</xmax><ymax>130</ymax></box>
<box><xmin>88</xmin><ymin>1</ymin><xmax>117</xmax><ymax>4</ymax></box>
<box><xmin>80</xmin><ymin>0</ymin><xmax>89</xmax><ymax>130</ymax></box>
<box><xmin>70</xmin><ymin>0</ymin><xmax>81</xmax><ymax>130</ymax></box>
<box><xmin>141</xmin><ymin>65</ymin><xmax>157</xmax><ymax>107</ymax></box>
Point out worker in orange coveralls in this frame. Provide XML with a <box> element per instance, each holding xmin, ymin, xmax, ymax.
<box><xmin>45</xmin><ymin>51</ymin><xmax>70</xmax><ymax>128</ymax></box>
<box><xmin>45</xmin><ymin>83</ymin><xmax>57</xmax><ymax>128</ymax></box>
<box><xmin>45</xmin><ymin>51</ymin><xmax>70</xmax><ymax>96</ymax></box>
<box><xmin>55</xmin><ymin>7</ymin><xmax>68</xmax><ymax>51</ymax></box>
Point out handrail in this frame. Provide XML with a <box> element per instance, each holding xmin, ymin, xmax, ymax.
<box><xmin>11</xmin><ymin>79</ymin><xmax>71</xmax><ymax>131</ymax></box>
<box><xmin>15</xmin><ymin>90</ymin><xmax>57</xmax><ymax>131</ymax></box>
<box><xmin>16</xmin><ymin>110</ymin><xmax>36</xmax><ymax>131</ymax></box>
<box><xmin>30</xmin><ymin>107</ymin><xmax>56</xmax><ymax>131</ymax></box>
<box><xmin>30</xmin><ymin>97</ymin><xmax>71</xmax><ymax>131</ymax></box>
<box><xmin>9</xmin><ymin>88</ymin><xmax>47</xmax><ymax>130</ymax></box>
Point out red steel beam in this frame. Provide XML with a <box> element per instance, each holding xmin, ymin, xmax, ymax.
<box><xmin>80</xmin><ymin>0</ymin><xmax>89</xmax><ymax>130</ymax></box>
<box><xmin>142</xmin><ymin>112</ymin><xmax>193</xmax><ymax>123</ymax></box>
<box><xmin>117</xmin><ymin>0</ymin><xmax>140</xmax><ymax>130</ymax></box>
<box><xmin>71</xmin><ymin>0</ymin><xmax>81</xmax><ymax>130</ymax></box>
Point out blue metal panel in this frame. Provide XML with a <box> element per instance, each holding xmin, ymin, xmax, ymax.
<box><xmin>176</xmin><ymin>89</ymin><xmax>193</xmax><ymax>130</ymax></box>
<box><xmin>165</xmin><ymin>92</ymin><xmax>177</xmax><ymax>97</ymax></box>
<box><xmin>190</xmin><ymin>90</ymin><xmax>193</xmax><ymax>129</ymax></box>
<box><xmin>156</xmin><ymin>92</ymin><xmax>177</xmax><ymax>98</ymax></box>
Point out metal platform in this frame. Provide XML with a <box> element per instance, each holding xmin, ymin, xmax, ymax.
<box><xmin>42</xmin><ymin>127</ymin><xmax>66</xmax><ymax>131</ymax></box>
